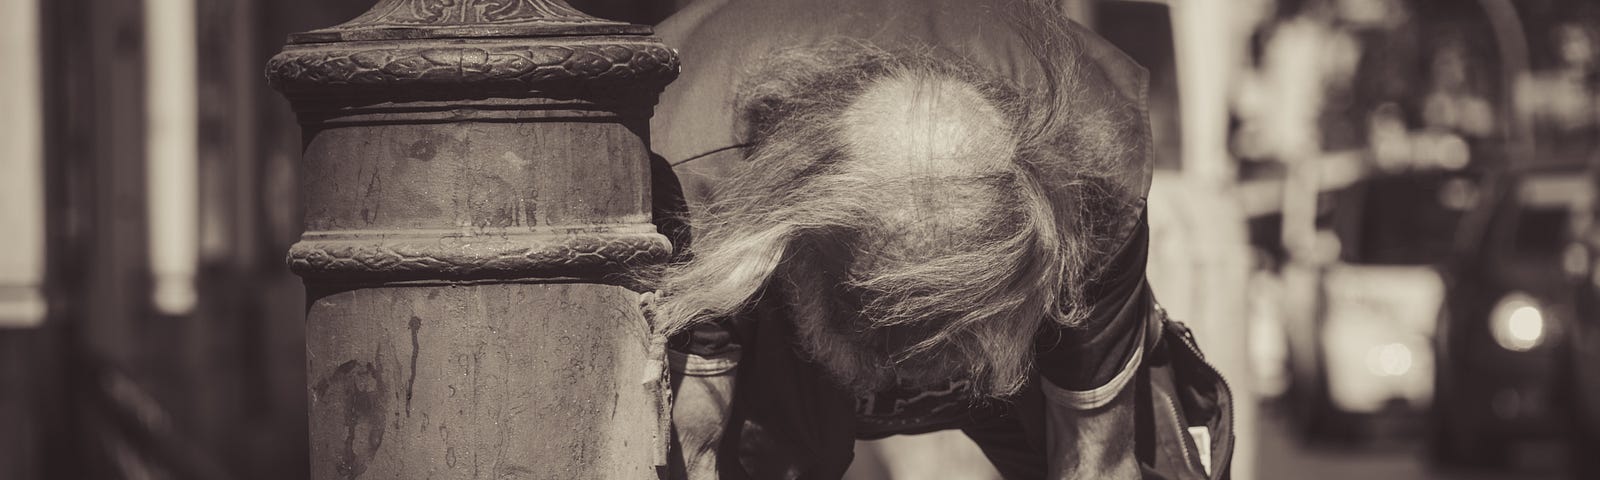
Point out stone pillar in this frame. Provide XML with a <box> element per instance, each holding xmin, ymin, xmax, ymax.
<box><xmin>266</xmin><ymin>2</ymin><xmax>678</xmax><ymax>478</ymax></box>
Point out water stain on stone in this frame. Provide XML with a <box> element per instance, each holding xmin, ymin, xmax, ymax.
<box><xmin>533</xmin><ymin>198</ymin><xmax>547</xmax><ymax>228</ymax></box>
<box><xmin>312</xmin><ymin>346</ymin><xmax>390</xmax><ymax>480</ymax></box>
<box><xmin>406</xmin><ymin>315</ymin><xmax>421</xmax><ymax>417</ymax></box>
<box><xmin>360</xmin><ymin>169</ymin><xmax>382</xmax><ymax>225</ymax></box>
<box><xmin>407</xmin><ymin>137</ymin><xmax>438</xmax><ymax>161</ymax></box>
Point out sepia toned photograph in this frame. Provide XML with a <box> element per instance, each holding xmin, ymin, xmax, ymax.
<box><xmin>0</xmin><ymin>0</ymin><xmax>1596</xmax><ymax>478</ymax></box>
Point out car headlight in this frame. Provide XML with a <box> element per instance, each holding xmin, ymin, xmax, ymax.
<box><xmin>1488</xmin><ymin>292</ymin><xmax>1546</xmax><ymax>352</ymax></box>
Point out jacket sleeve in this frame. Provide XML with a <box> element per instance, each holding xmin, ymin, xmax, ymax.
<box><xmin>1038</xmin><ymin>315</ymin><xmax>1147</xmax><ymax>479</ymax></box>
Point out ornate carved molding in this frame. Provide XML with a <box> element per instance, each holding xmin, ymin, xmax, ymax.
<box><xmin>288</xmin><ymin>229</ymin><xmax>671</xmax><ymax>284</ymax></box>
<box><xmin>266</xmin><ymin>39</ymin><xmax>679</xmax><ymax>99</ymax></box>
<box><xmin>273</xmin><ymin>0</ymin><xmax>677</xmax><ymax>286</ymax></box>
<box><xmin>347</xmin><ymin>0</ymin><xmax>591</xmax><ymax>26</ymax></box>
<box><xmin>289</xmin><ymin>0</ymin><xmax>647</xmax><ymax>43</ymax></box>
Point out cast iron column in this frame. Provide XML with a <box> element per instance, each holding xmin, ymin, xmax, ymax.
<box><xmin>266</xmin><ymin>1</ymin><xmax>678</xmax><ymax>478</ymax></box>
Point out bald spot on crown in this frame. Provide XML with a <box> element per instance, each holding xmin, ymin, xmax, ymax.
<box><xmin>836</xmin><ymin>73</ymin><xmax>1020</xmax><ymax>264</ymax></box>
<box><xmin>839</xmin><ymin>73</ymin><xmax>1016</xmax><ymax>175</ymax></box>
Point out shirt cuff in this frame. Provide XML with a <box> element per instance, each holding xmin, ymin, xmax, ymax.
<box><xmin>1041</xmin><ymin>318</ymin><xmax>1146</xmax><ymax>410</ymax></box>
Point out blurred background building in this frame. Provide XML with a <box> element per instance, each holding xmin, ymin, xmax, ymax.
<box><xmin>0</xmin><ymin>0</ymin><xmax>1595</xmax><ymax>479</ymax></box>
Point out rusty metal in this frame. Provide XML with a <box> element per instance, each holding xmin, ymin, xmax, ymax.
<box><xmin>267</xmin><ymin>1</ymin><xmax>678</xmax><ymax>477</ymax></box>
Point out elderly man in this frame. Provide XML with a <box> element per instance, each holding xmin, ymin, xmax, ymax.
<box><xmin>645</xmin><ymin>0</ymin><xmax>1234</xmax><ymax>478</ymax></box>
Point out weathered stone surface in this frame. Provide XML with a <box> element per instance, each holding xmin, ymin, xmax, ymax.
<box><xmin>305</xmin><ymin>284</ymin><xmax>656</xmax><ymax>479</ymax></box>
<box><xmin>270</xmin><ymin>1</ymin><xmax>676</xmax><ymax>477</ymax></box>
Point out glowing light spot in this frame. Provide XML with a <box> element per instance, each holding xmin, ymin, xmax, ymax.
<box><xmin>1366</xmin><ymin>343</ymin><xmax>1413</xmax><ymax>377</ymax></box>
<box><xmin>1507</xmin><ymin>306</ymin><xmax>1544</xmax><ymax>345</ymax></box>
<box><xmin>1490</xmin><ymin>293</ymin><xmax>1545</xmax><ymax>352</ymax></box>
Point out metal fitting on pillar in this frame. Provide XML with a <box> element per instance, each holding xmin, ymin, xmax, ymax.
<box><xmin>266</xmin><ymin>1</ymin><xmax>678</xmax><ymax>478</ymax></box>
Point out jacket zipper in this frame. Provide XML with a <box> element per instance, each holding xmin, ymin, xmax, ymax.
<box><xmin>1170</xmin><ymin>322</ymin><xmax>1236</xmax><ymax>480</ymax></box>
<box><xmin>1160</xmin><ymin>383</ymin><xmax>1201</xmax><ymax>476</ymax></box>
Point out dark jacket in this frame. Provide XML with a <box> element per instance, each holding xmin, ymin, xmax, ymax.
<box><xmin>655</xmin><ymin>218</ymin><xmax>1235</xmax><ymax>480</ymax></box>
<box><xmin>650</xmin><ymin>0</ymin><xmax>1233</xmax><ymax>478</ymax></box>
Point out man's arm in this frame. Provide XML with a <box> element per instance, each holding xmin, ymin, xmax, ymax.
<box><xmin>667</xmin><ymin>324</ymin><xmax>741</xmax><ymax>480</ymax></box>
<box><xmin>1032</xmin><ymin>212</ymin><xmax>1152</xmax><ymax>478</ymax></box>
<box><xmin>1039</xmin><ymin>336</ymin><xmax>1144</xmax><ymax>479</ymax></box>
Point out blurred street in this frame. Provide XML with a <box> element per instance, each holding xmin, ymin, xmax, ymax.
<box><xmin>1256</xmin><ymin>408</ymin><xmax>1566</xmax><ymax>480</ymax></box>
<box><xmin>5</xmin><ymin>0</ymin><xmax>1600</xmax><ymax>478</ymax></box>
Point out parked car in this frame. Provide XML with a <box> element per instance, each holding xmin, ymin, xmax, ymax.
<box><xmin>1429</xmin><ymin>169</ymin><xmax>1586</xmax><ymax>467</ymax></box>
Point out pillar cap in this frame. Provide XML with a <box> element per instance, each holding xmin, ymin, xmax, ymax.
<box><xmin>266</xmin><ymin>0</ymin><xmax>678</xmax><ymax>102</ymax></box>
<box><xmin>286</xmin><ymin>0</ymin><xmax>649</xmax><ymax>44</ymax></box>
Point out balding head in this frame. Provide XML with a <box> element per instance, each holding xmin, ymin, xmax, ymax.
<box><xmin>651</xmin><ymin>41</ymin><xmax>1099</xmax><ymax>398</ymax></box>
<box><xmin>841</xmin><ymin>73</ymin><xmax>1016</xmax><ymax>175</ymax></box>
<box><xmin>835</xmin><ymin>73</ymin><xmax>1024</xmax><ymax>269</ymax></box>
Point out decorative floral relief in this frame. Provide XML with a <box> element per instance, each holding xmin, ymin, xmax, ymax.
<box><xmin>288</xmin><ymin>233</ymin><xmax>672</xmax><ymax>282</ymax></box>
<box><xmin>267</xmin><ymin>41</ymin><xmax>679</xmax><ymax>93</ymax></box>
<box><xmin>339</xmin><ymin>0</ymin><xmax>591</xmax><ymax>28</ymax></box>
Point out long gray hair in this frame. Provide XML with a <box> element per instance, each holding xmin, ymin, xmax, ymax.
<box><xmin>647</xmin><ymin>5</ymin><xmax>1141</xmax><ymax>397</ymax></box>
